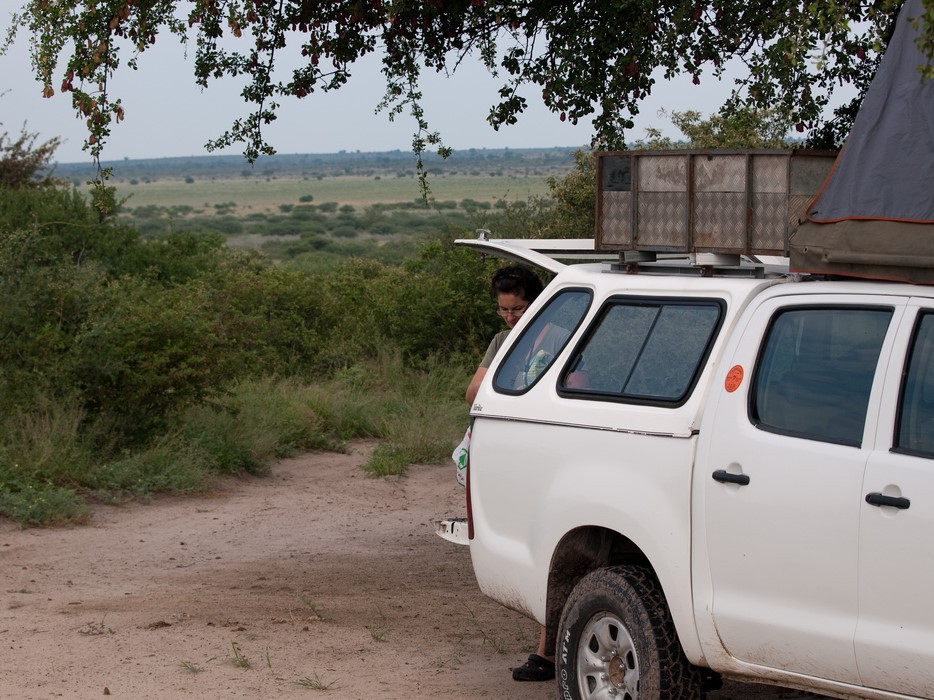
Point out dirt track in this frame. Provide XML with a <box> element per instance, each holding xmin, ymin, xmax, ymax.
<box><xmin>0</xmin><ymin>442</ymin><xmax>822</xmax><ymax>699</ymax></box>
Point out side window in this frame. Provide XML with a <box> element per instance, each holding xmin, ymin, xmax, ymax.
<box><xmin>751</xmin><ymin>307</ymin><xmax>892</xmax><ymax>447</ymax></box>
<box><xmin>895</xmin><ymin>312</ymin><xmax>934</xmax><ymax>457</ymax></box>
<box><xmin>493</xmin><ymin>289</ymin><xmax>591</xmax><ymax>393</ymax></box>
<box><xmin>559</xmin><ymin>298</ymin><xmax>723</xmax><ymax>405</ymax></box>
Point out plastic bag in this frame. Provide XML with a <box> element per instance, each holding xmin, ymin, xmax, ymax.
<box><xmin>451</xmin><ymin>426</ymin><xmax>470</xmax><ymax>488</ymax></box>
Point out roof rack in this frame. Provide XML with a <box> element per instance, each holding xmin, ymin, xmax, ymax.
<box><xmin>608</xmin><ymin>251</ymin><xmax>791</xmax><ymax>278</ymax></box>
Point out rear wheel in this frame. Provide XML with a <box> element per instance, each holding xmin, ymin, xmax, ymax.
<box><xmin>556</xmin><ymin>565</ymin><xmax>702</xmax><ymax>700</ymax></box>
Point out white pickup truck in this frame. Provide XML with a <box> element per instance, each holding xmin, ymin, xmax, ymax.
<box><xmin>447</xmin><ymin>238</ymin><xmax>934</xmax><ymax>700</ymax></box>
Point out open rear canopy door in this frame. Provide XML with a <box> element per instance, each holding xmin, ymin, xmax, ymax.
<box><xmin>454</xmin><ymin>235</ymin><xmax>615</xmax><ymax>274</ymax></box>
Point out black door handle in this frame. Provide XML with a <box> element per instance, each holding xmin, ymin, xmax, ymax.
<box><xmin>865</xmin><ymin>493</ymin><xmax>910</xmax><ymax>509</ymax></box>
<box><xmin>712</xmin><ymin>469</ymin><xmax>750</xmax><ymax>486</ymax></box>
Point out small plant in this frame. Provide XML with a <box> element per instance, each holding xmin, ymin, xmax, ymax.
<box><xmin>364</xmin><ymin>443</ymin><xmax>407</xmax><ymax>478</ymax></box>
<box><xmin>78</xmin><ymin>618</ymin><xmax>114</xmax><ymax>636</ymax></box>
<box><xmin>464</xmin><ymin>605</ymin><xmax>507</xmax><ymax>654</ymax></box>
<box><xmin>178</xmin><ymin>661</ymin><xmax>204</xmax><ymax>674</ymax></box>
<box><xmin>228</xmin><ymin>642</ymin><xmax>252</xmax><ymax>669</ymax></box>
<box><xmin>431</xmin><ymin>654</ymin><xmax>463</xmax><ymax>669</ymax></box>
<box><xmin>294</xmin><ymin>673</ymin><xmax>336</xmax><ymax>690</ymax></box>
<box><xmin>297</xmin><ymin>595</ymin><xmax>328</xmax><ymax>621</ymax></box>
<box><xmin>368</xmin><ymin>606</ymin><xmax>389</xmax><ymax>642</ymax></box>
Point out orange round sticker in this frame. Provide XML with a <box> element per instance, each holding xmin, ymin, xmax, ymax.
<box><xmin>725</xmin><ymin>365</ymin><xmax>744</xmax><ymax>393</ymax></box>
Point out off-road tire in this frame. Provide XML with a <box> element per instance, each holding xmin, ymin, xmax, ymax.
<box><xmin>556</xmin><ymin>565</ymin><xmax>703</xmax><ymax>700</ymax></box>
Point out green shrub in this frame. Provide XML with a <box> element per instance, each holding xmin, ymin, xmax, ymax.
<box><xmin>118</xmin><ymin>230</ymin><xmax>228</xmax><ymax>283</ymax></box>
<box><xmin>205</xmin><ymin>262</ymin><xmax>328</xmax><ymax>376</ymax></box>
<box><xmin>0</xmin><ymin>239</ymin><xmax>107</xmax><ymax>411</ymax></box>
<box><xmin>0</xmin><ymin>186</ymin><xmax>139</xmax><ymax>272</ymax></box>
<box><xmin>70</xmin><ymin>277</ymin><xmax>241</xmax><ymax>442</ymax></box>
<box><xmin>0</xmin><ymin>483</ymin><xmax>90</xmax><ymax>527</ymax></box>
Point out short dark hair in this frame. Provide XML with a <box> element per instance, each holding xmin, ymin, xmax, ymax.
<box><xmin>491</xmin><ymin>265</ymin><xmax>544</xmax><ymax>303</ymax></box>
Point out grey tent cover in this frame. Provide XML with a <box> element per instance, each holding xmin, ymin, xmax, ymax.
<box><xmin>790</xmin><ymin>0</ymin><xmax>934</xmax><ymax>283</ymax></box>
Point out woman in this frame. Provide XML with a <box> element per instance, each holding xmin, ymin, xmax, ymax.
<box><xmin>464</xmin><ymin>264</ymin><xmax>555</xmax><ymax>683</ymax></box>
<box><xmin>465</xmin><ymin>264</ymin><xmax>544</xmax><ymax>406</ymax></box>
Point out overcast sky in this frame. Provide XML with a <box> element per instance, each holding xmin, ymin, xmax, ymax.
<box><xmin>2</xmin><ymin>27</ymin><xmax>766</xmax><ymax>165</ymax></box>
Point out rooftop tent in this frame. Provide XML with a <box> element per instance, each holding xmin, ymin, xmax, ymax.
<box><xmin>789</xmin><ymin>0</ymin><xmax>934</xmax><ymax>283</ymax></box>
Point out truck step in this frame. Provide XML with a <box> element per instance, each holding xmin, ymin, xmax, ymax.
<box><xmin>433</xmin><ymin>517</ymin><xmax>469</xmax><ymax>545</ymax></box>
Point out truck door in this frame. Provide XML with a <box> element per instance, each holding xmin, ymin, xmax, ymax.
<box><xmin>699</xmin><ymin>295</ymin><xmax>902</xmax><ymax>684</ymax></box>
<box><xmin>856</xmin><ymin>301</ymin><xmax>934</xmax><ymax>696</ymax></box>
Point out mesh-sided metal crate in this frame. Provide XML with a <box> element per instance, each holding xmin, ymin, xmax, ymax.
<box><xmin>596</xmin><ymin>150</ymin><xmax>838</xmax><ymax>255</ymax></box>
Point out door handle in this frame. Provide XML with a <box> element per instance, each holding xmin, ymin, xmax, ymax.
<box><xmin>712</xmin><ymin>469</ymin><xmax>750</xmax><ymax>486</ymax></box>
<box><xmin>865</xmin><ymin>493</ymin><xmax>910</xmax><ymax>510</ymax></box>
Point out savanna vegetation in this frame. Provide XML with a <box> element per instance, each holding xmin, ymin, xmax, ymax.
<box><xmin>0</xmin><ymin>124</ymin><xmax>597</xmax><ymax>527</ymax></box>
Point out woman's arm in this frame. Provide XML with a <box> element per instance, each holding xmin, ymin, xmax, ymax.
<box><xmin>465</xmin><ymin>366</ymin><xmax>488</xmax><ymax>406</ymax></box>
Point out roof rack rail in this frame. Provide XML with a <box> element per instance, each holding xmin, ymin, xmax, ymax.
<box><xmin>608</xmin><ymin>251</ymin><xmax>790</xmax><ymax>278</ymax></box>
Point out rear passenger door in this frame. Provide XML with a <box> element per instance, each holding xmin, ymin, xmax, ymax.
<box><xmin>856</xmin><ymin>301</ymin><xmax>934</xmax><ymax>696</ymax></box>
<box><xmin>701</xmin><ymin>294</ymin><xmax>903</xmax><ymax>684</ymax></box>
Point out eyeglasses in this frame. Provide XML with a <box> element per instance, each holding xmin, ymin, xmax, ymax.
<box><xmin>497</xmin><ymin>304</ymin><xmax>528</xmax><ymax>318</ymax></box>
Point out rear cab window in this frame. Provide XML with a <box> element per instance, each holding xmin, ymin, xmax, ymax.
<box><xmin>558</xmin><ymin>296</ymin><xmax>724</xmax><ymax>406</ymax></box>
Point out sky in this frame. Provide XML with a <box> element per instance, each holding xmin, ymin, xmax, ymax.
<box><xmin>2</xmin><ymin>23</ymin><xmax>766</xmax><ymax>166</ymax></box>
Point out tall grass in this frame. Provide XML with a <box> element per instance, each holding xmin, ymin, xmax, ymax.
<box><xmin>0</xmin><ymin>398</ymin><xmax>94</xmax><ymax>525</ymax></box>
<box><xmin>304</xmin><ymin>351</ymin><xmax>471</xmax><ymax>477</ymax></box>
<box><xmin>0</xmin><ymin>352</ymin><xmax>471</xmax><ymax>526</ymax></box>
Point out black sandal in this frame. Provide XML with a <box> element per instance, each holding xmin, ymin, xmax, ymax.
<box><xmin>512</xmin><ymin>653</ymin><xmax>556</xmax><ymax>682</ymax></box>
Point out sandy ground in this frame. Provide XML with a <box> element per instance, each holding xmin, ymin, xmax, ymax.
<box><xmin>0</xmin><ymin>442</ymin><xmax>823</xmax><ymax>699</ymax></box>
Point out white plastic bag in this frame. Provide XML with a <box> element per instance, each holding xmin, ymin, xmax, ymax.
<box><xmin>451</xmin><ymin>426</ymin><xmax>470</xmax><ymax>488</ymax></box>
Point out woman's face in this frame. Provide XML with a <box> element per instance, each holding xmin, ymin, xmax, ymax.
<box><xmin>496</xmin><ymin>292</ymin><xmax>529</xmax><ymax>329</ymax></box>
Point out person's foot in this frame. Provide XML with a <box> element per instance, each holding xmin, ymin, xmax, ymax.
<box><xmin>511</xmin><ymin>653</ymin><xmax>555</xmax><ymax>681</ymax></box>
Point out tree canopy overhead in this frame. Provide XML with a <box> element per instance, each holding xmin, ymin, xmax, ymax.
<box><xmin>4</xmin><ymin>0</ymin><xmax>928</xmax><ymax>171</ymax></box>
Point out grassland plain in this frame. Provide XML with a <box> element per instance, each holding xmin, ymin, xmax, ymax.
<box><xmin>59</xmin><ymin>147</ymin><xmax>577</xmax><ymax>212</ymax></box>
<box><xmin>106</xmin><ymin>172</ymin><xmax>554</xmax><ymax>214</ymax></box>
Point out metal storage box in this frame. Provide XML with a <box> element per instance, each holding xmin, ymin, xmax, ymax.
<box><xmin>596</xmin><ymin>149</ymin><xmax>838</xmax><ymax>255</ymax></box>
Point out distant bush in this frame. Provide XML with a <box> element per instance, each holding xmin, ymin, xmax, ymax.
<box><xmin>289</xmin><ymin>204</ymin><xmax>323</xmax><ymax>221</ymax></box>
<box><xmin>331</xmin><ymin>225</ymin><xmax>358</xmax><ymax>238</ymax></box>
